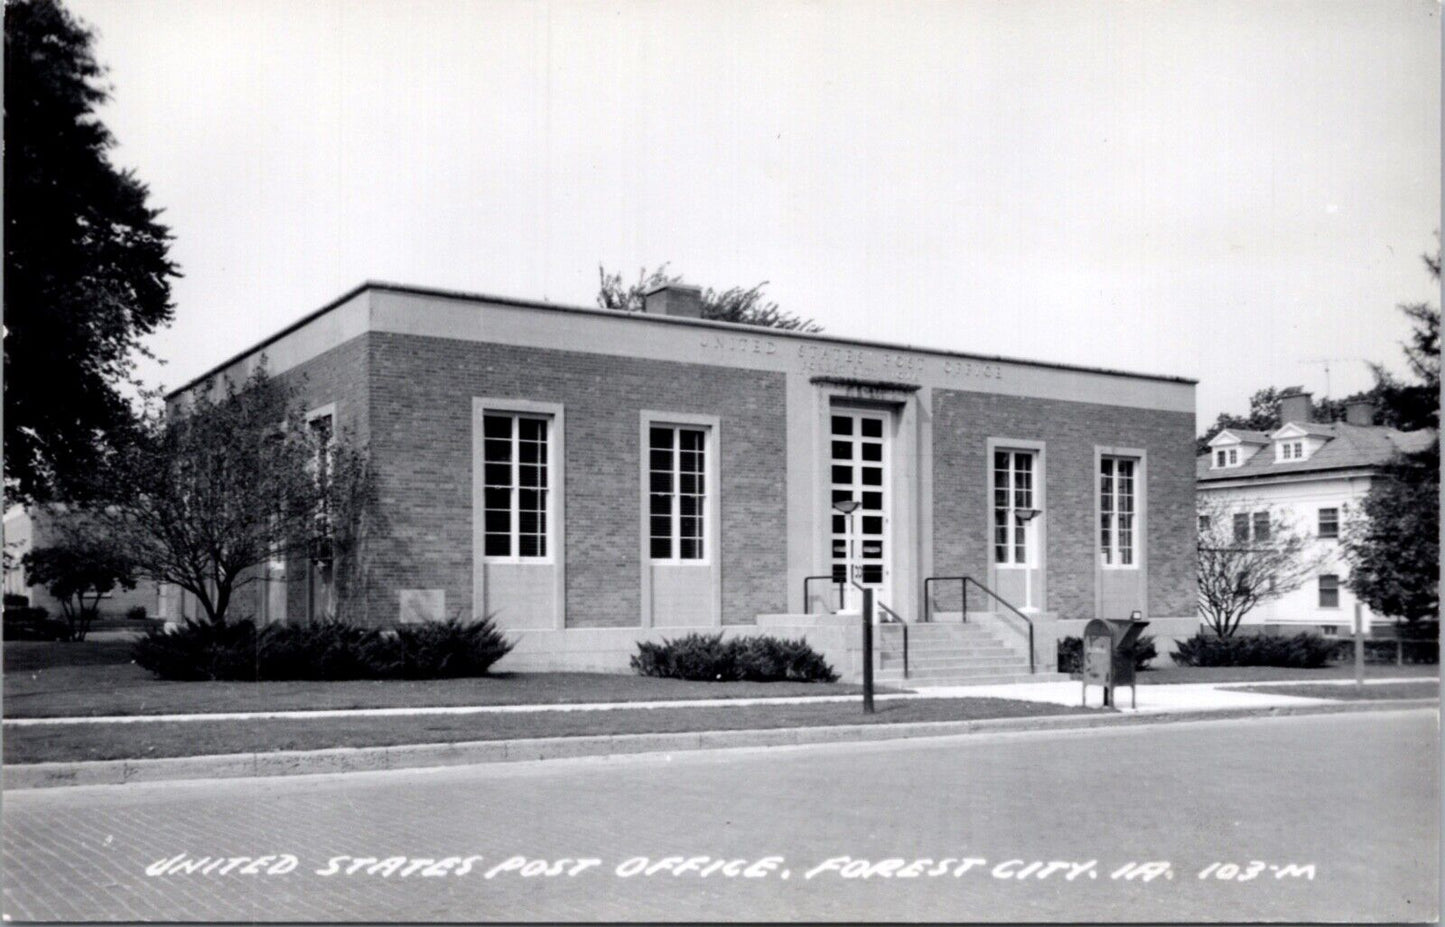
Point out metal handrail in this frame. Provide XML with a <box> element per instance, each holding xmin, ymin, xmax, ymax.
<box><xmin>803</xmin><ymin>575</ymin><xmax>845</xmax><ymax>615</ymax></box>
<box><xmin>961</xmin><ymin>576</ymin><xmax>1035</xmax><ymax>675</ymax></box>
<box><xmin>922</xmin><ymin>576</ymin><xmax>968</xmax><ymax>623</ymax></box>
<box><xmin>876</xmin><ymin>604</ymin><xmax>909</xmax><ymax>679</ymax></box>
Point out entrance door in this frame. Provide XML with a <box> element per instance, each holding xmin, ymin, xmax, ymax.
<box><xmin>829</xmin><ymin>409</ymin><xmax>890</xmax><ymax>611</ymax></box>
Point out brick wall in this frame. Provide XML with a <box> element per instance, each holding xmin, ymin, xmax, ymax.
<box><xmin>367</xmin><ymin>333</ymin><xmax>788</xmax><ymax>628</ymax></box>
<box><xmin>931</xmin><ymin>390</ymin><xmax>1196</xmax><ymax>620</ymax></box>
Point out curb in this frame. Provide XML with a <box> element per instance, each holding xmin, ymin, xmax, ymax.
<box><xmin>4</xmin><ymin>698</ymin><xmax>1435</xmax><ymax>791</ymax></box>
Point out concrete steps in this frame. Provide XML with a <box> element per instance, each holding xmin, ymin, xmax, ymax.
<box><xmin>883</xmin><ymin>671</ymin><xmax>1071</xmax><ymax>688</ymax></box>
<box><xmin>874</xmin><ymin>614</ymin><xmax>1054</xmax><ymax>687</ymax></box>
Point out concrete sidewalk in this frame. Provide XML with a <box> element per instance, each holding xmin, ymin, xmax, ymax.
<box><xmin>4</xmin><ymin>676</ymin><xmax>1434</xmax><ymax>726</ymax></box>
<box><xmin>912</xmin><ymin>676</ymin><xmax>1438</xmax><ymax>712</ymax></box>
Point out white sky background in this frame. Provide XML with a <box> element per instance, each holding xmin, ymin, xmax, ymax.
<box><xmin>68</xmin><ymin>0</ymin><xmax>1441</xmax><ymax>427</ymax></box>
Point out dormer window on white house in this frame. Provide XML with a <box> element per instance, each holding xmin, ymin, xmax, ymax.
<box><xmin>1211</xmin><ymin>445</ymin><xmax>1242</xmax><ymax>469</ymax></box>
<box><xmin>1277</xmin><ymin>439</ymin><xmax>1305</xmax><ymax>462</ymax></box>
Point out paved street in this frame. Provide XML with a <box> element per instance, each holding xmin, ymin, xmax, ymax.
<box><xmin>3</xmin><ymin>709</ymin><xmax>1436</xmax><ymax>922</ymax></box>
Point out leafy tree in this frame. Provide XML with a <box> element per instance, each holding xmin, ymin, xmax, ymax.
<box><xmin>1344</xmin><ymin>439</ymin><xmax>1439</xmax><ymax>623</ymax></box>
<box><xmin>1196</xmin><ymin>497</ymin><xmax>1329</xmax><ymax>637</ymax></box>
<box><xmin>21</xmin><ymin>524</ymin><xmax>137</xmax><ymax>641</ymax></box>
<box><xmin>1367</xmin><ymin>248</ymin><xmax>1440</xmax><ymax>433</ymax></box>
<box><xmin>1340</xmin><ymin>246</ymin><xmax>1440</xmax><ymax>624</ymax></box>
<box><xmin>5</xmin><ymin>0</ymin><xmax>179</xmax><ymax>503</ymax></box>
<box><xmin>74</xmin><ymin>366</ymin><xmax>375</xmax><ymax>625</ymax></box>
<box><xmin>597</xmin><ymin>264</ymin><xmax>821</xmax><ymax>332</ymax></box>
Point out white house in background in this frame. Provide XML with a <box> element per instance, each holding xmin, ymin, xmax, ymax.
<box><xmin>2</xmin><ymin>505</ymin><xmax>160</xmax><ymax>619</ymax></box>
<box><xmin>1196</xmin><ymin>388</ymin><xmax>1435</xmax><ymax>636</ymax></box>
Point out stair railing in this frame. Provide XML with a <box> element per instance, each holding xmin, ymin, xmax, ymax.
<box><xmin>802</xmin><ymin>576</ymin><xmax>845</xmax><ymax>614</ymax></box>
<box><xmin>962</xmin><ymin>576</ymin><xmax>1034</xmax><ymax>675</ymax></box>
<box><xmin>922</xmin><ymin>576</ymin><xmax>967</xmax><ymax>623</ymax></box>
<box><xmin>877</xmin><ymin>600</ymin><xmax>907</xmax><ymax>679</ymax></box>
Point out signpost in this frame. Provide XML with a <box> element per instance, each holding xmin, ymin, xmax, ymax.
<box><xmin>1354</xmin><ymin>601</ymin><xmax>1364</xmax><ymax>694</ymax></box>
<box><xmin>861</xmin><ymin>586</ymin><xmax>875</xmax><ymax>714</ymax></box>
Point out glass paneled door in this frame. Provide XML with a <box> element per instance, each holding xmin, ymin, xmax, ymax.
<box><xmin>829</xmin><ymin>409</ymin><xmax>890</xmax><ymax>611</ymax></box>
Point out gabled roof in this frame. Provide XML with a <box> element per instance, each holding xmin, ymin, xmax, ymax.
<box><xmin>1208</xmin><ymin>429</ymin><xmax>1271</xmax><ymax>446</ymax></box>
<box><xmin>1198</xmin><ymin>422</ymin><xmax>1436</xmax><ymax>482</ymax></box>
<box><xmin>1272</xmin><ymin>421</ymin><xmax>1336</xmax><ymax>439</ymax></box>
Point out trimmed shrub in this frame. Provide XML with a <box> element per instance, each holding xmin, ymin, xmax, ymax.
<box><xmin>391</xmin><ymin>618</ymin><xmax>516</xmax><ymax>678</ymax></box>
<box><xmin>1170</xmin><ymin>632</ymin><xmax>1335</xmax><ymax>668</ymax></box>
<box><xmin>1057</xmin><ymin>634</ymin><xmax>1157</xmax><ymax>674</ymax></box>
<box><xmin>4</xmin><ymin>593</ymin><xmax>30</xmax><ymax>608</ymax></box>
<box><xmin>132</xmin><ymin>616</ymin><xmax>514</xmax><ymax>681</ymax></box>
<box><xmin>3</xmin><ymin>605</ymin><xmax>70</xmax><ymax>641</ymax></box>
<box><xmin>126</xmin><ymin>605</ymin><xmax>149</xmax><ymax>621</ymax></box>
<box><xmin>631</xmin><ymin>633</ymin><xmax>838</xmax><ymax>683</ymax></box>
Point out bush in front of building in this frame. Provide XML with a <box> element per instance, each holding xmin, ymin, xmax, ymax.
<box><xmin>1169</xmin><ymin>632</ymin><xmax>1335</xmax><ymax>668</ymax></box>
<box><xmin>132</xmin><ymin>616</ymin><xmax>514</xmax><ymax>681</ymax></box>
<box><xmin>3</xmin><ymin>605</ymin><xmax>72</xmax><ymax>641</ymax></box>
<box><xmin>1056</xmin><ymin>634</ymin><xmax>1157</xmax><ymax>674</ymax></box>
<box><xmin>630</xmin><ymin>633</ymin><xmax>838</xmax><ymax>683</ymax></box>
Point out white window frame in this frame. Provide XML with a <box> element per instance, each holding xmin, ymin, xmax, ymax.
<box><xmin>1228</xmin><ymin>448</ymin><xmax>1238</xmax><ymax>465</ymax></box>
<box><xmin>1099</xmin><ymin>454</ymin><xmax>1141</xmax><ymax>570</ymax></box>
<box><xmin>1215</xmin><ymin>449</ymin><xmax>1227</xmax><ymax>468</ymax></box>
<box><xmin>645</xmin><ymin>421</ymin><xmax>715</xmax><ymax>565</ymax></box>
<box><xmin>477</xmin><ymin>403</ymin><xmax>560</xmax><ymax>565</ymax></box>
<box><xmin>1318</xmin><ymin>574</ymin><xmax>1341</xmax><ymax>609</ymax></box>
<box><xmin>991</xmin><ymin>448</ymin><xmax>1039</xmax><ymax>568</ymax></box>
<box><xmin>1318</xmin><ymin>506</ymin><xmax>1340</xmax><ymax>540</ymax></box>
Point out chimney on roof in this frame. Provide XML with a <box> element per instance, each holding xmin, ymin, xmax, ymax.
<box><xmin>642</xmin><ymin>283</ymin><xmax>704</xmax><ymax>319</ymax></box>
<box><xmin>1278</xmin><ymin>387</ymin><xmax>1312</xmax><ymax>425</ymax></box>
<box><xmin>1344</xmin><ymin>398</ymin><xmax>1375</xmax><ymax>426</ymax></box>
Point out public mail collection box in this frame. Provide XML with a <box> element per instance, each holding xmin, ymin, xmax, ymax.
<box><xmin>1082</xmin><ymin>617</ymin><xmax>1150</xmax><ymax>708</ymax></box>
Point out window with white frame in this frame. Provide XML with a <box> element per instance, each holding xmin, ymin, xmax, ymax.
<box><xmin>1318</xmin><ymin>507</ymin><xmax>1339</xmax><ymax>539</ymax></box>
<box><xmin>1251</xmin><ymin>511</ymin><xmax>1271</xmax><ymax>541</ymax></box>
<box><xmin>1215</xmin><ymin>449</ymin><xmax>1227</xmax><ymax>468</ymax></box>
<box><xmin>649</xmin><ymin>425</ymin><xmax>707</xmax><ymax>561</ymax></box>
<box><xmin>993</xmin><ymin>450</ymin><xmax>1037</xmax><ymax>565</ymax></box>
<box><xmin>1099</xmin><ymin>456</ymin><xmax>1137</xmax><ymax>567</ymax></box>
<box><xmin>482</xmin><ymin>413</ymin><xmax>550</xmax><ymax>558</ymax></box>
<box><xmin>1228</xmin><ymin>448</ymin><xmax>1238</xmax><ymax>465</ymax></box>
<box><xmin>1318</xmin><ymin>574</ymin><xmax>1340</xmax><ymax>609</ymax></box>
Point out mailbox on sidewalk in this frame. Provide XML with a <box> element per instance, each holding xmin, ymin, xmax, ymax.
<box><xmin>1081</xmin><ymin>615</ymin><xmax>1150</xmax><ymax>709</ymax></box>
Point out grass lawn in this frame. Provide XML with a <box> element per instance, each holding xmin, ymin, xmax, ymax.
<box><xmin>3</xmin><ymin>641</ymin><xmax>899</xmax><ymax>719</ymax></box>
<box><xmin>2</xmin><ymin>697</ymin><xmax>1098</xmax><ymax>764</ymax></box>
<box><xmin>1133</xmin><ymin>664</ymin><xmax>1440</xmax><ymax>685</ymax></box>
<box><xmin>1237</xmin><ymin>681</ymin><xmax>1440</xmax><ymax>701</ymax></box>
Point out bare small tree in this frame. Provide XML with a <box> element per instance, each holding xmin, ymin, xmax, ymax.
<box><xmin>73</xmin><ymin>364</ymin><xmax>375</xmax><ymax>625</ymax></box>
<box><xmin>1196</xmin><ymin>497</ymin><xmax>1329</xmax><ymax>637</ymax></box>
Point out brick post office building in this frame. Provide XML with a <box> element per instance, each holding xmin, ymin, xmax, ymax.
<box><xmin>164</xmin><ymin>282</ymin><xmax>1198</xmax><ymax>683</ymax></box>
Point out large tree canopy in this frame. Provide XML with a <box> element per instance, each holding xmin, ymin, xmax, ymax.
<box><xmin>1344</xmin><ymin>440</ymin><xmax>1439</xmax><ymax>622</ymax></box>
<box><xmin>5</xmin><ymin>0</ymin><xmax>179</xmax><ymax>502</ymax></box>
<box><xmin>597</xmin><ymin>264</ymin><xmax>821</xmax><ymax>333</ymax></box>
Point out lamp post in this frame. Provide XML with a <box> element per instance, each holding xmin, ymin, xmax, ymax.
<box><xmin>832</xmin><ymin>498</ymin><xmax>860</xmax><ymax>612</ymax></box>
<box><xmin>1016</xmin><ymin>507</ymin><xmax>1041</xmax><ymax>612</ymax></box>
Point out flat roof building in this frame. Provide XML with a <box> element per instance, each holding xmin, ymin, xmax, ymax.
<box><xmin>165</xmin><ymin>281</ymin><xmax>1199</xmax><ymax>682</ymax></box>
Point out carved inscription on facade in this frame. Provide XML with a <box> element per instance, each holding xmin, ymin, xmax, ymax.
<box><xmin>698</xmin><ymin>333</ymin><xmax>1007</xmax><ymax>384</ymax></box>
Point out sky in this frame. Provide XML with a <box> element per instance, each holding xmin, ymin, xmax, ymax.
<box><xmin>67</xmin><ymin>0</ymin><xmax>1441</xmax><ymax>427</ymax></box>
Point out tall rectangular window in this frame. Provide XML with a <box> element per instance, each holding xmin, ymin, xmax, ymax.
<box><xmin>649</xmin><ymin>425</ymin><xmax>707</xmax><ymax>561</ymax></box>
<box><xmin>1318</xmin><ymin>574</ymin><xmax>1340</xmax><ymax>609</ymax></box>
<box><xmin>993</xmin><ymin>450</ymin><xmax>1036</xmax><ymax>565</ymax></box>
<box><xmin>1252</xmin><ymin>511</ymin><xmax>1271</xmax><ymax>541</ymax></box>
<box><xmin>1318</xmin><ymin>507</ymin><xmax>1339</xmax><ymax>539</ymax></box>
<box><xmin>1233</xmin><ymin>513</ymin><xmax>1250</xmax><ymax>542</ymax></box>
<box><xmin>482</xmin><ymin>413</ymin><xmax>549</xmax><ymax>559</ymax></box>
<box><xmin>1100</xmin><ymin>456</ymin><xmax>1137</xmax><ymax>566</ymax></box>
